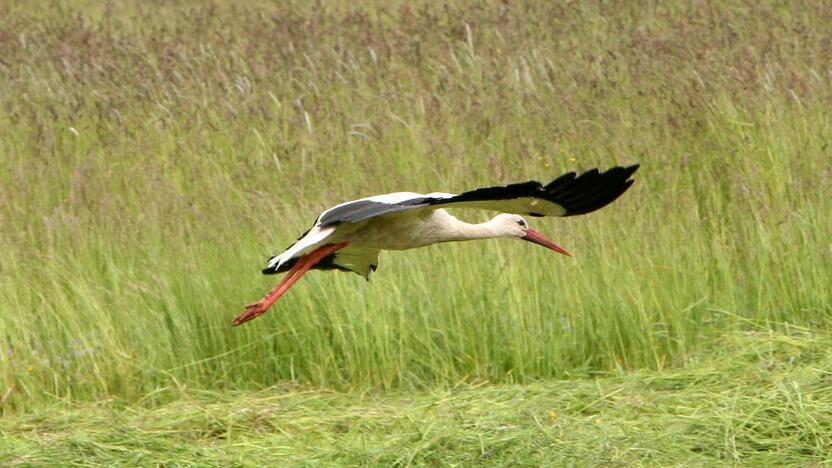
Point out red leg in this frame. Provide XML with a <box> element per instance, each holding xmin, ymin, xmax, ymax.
<box><xmin>232</xmin><ymin>242</ymin><xmax>349</xmax><ymax>326</ymax></box>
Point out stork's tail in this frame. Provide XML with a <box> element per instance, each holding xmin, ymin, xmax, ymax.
<box><xmin>262</xmin><ymin>253</ymin><xmax>342</xmax><ymax>274</ymax></box>
<box><xmin>262</xmin><ymin>255</ymin><xmax>283</xmax><ymax>275</ymax></box>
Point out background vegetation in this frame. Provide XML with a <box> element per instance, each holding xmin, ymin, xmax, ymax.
<box><xmin>1</xmin><ymin>0</ymin><xmax>830</xmax><ymax>463</ymax></box>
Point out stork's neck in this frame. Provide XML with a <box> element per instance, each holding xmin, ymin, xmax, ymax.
<box><xmin>438</xmin><ymin>212</ymin><xmax>509</xmax><ymax>242</ymax></box>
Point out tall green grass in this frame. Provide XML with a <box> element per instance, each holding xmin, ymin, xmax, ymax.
<box><xmin>1</xmin><ymin>1</ymin><xmax>830</xmax><ymax>413</ymax></box>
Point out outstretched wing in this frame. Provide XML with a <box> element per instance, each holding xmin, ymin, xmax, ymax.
<box><xmin>315</xmin><ymin>192</ymin><xmax>455</xmax><ymax>227</ymax></box>
<box><xmin>429</xmin><ymin>164</ymin><xmax>640</xmax><ymax>217</ymax></box>
<box><xmin>315</xmin><ymin>165</ymin><xmax>640</xmax><ymax>227</ymax></box>
<box><xmin>264</xmin><ymin>245</ymin><xmax>380</xmax><ymax>280</ymax></box>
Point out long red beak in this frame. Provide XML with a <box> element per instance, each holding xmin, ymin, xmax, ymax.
<box><xmin>522</xmin><ymin>228</ymin><xmax>572</xmax><ymax>257</ymax></box>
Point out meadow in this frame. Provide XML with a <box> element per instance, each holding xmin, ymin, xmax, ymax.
<box><xmin>1</xmin><ymin>0</ymin><xmax>831</xmax><ymax>464</ymax></box>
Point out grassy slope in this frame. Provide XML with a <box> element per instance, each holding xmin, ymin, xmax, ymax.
<box><xmin>1</xmin><ymin>0</ymin><xmax>831</xmax><ymax>463</ymax></box>
<box><xmin>3</xmin><ymin>329</ymin><xmax>832</xmax><ymax>465</ymax></box>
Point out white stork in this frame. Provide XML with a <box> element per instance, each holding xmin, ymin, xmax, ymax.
<box><xmin>233</xmin><ymin>165</ymin><xmax>639</xmax><ymax>326</ymax></box>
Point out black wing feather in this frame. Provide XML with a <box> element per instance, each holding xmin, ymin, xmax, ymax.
<box><xmin>550</xmin><ymin>165</ymin><xmax>638</xmax><ymax>215</ymax></box>
<box><xmin>431</xmin><ymin>164</ymin><xmax>639</xmax><ymax>217</ymax></box>
<box><xmin>430</xmin><ymin>181</ymin><xmax>543</xmax><ymax>206</ymax></box>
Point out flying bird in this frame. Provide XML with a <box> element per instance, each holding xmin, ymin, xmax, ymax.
<box><xmin>233</xmin><ymin>164</ymin><xmax>639</xmax><ymax>326</ymax></box>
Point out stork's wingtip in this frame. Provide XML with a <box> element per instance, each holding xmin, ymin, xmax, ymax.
<box><xmin>612</xmin><ymin>163</ymin><xmax>640</xmax><ymax>184</ymax></box>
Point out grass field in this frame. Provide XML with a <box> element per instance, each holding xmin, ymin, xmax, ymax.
<box><xmin>3</xmin><ymin>330</ymin><xmax>831</xmax><ymax>465</ymax></box>
<box><xmin>1</xmin><ymin>0</ymin><xmax>831</xmax><ymax>464</ymax></box>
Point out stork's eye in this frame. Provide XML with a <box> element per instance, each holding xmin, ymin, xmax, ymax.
<box><xmin>516</xmin><ymin>219</ymin><xmax>526</xmax><ymax>227</ymax></box>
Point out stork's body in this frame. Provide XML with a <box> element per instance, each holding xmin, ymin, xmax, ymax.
<box><xmin>233</xmin><ymin>165</ymin><xmax>639</xmax><ymax>326</ymax></box>
<box><xmin>353</xmin><ymin>209</ymin><xmax>529</xmax><ymax>250</ymax></box>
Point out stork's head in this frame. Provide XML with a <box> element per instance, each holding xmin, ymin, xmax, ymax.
<box><xmin>492</xmin><ymin>213</ymin><xmax>572</xmax><ymax>257</ymax></box>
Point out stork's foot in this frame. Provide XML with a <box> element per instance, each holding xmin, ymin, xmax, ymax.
<box><xmin>232</xmin><ymin>301</ymin><xmax>268</xmax><ymax>326</ymax></box>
